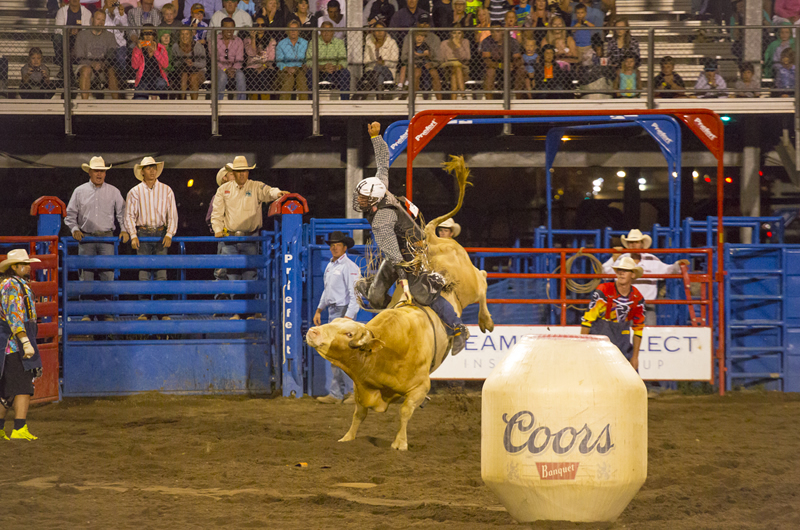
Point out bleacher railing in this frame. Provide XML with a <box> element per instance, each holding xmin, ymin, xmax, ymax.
<box><xmin>0</xmin><ymin>24</ymin><xmax>794</xmax><ymax>134</ymax></box>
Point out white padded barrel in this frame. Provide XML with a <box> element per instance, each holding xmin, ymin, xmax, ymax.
<box><xmin>481</xmin><ymin>334</ymin><xmax>647</xmax><ymax>523</ymax></box>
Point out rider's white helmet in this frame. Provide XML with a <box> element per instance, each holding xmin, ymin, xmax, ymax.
<box><xmin>356</xmin><ymin>177</ymin><xmax>387</xmax><ymax>204</ymax></box>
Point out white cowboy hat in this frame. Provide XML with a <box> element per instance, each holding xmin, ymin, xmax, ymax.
<box><xmin>226</xmin><ymin>156</ymin><xmax>256</xmax><ymax>172</ymax></box>
<box><xmin>0</xmin><ymin>249</ymin><xmax>41</xmax><ymax>273</ymax></box>
<box><xmin>612</xmin><ymin>256</ymin><xmax>644</xmax><ymax>280</ymax></box>
<box><xmin>81</xmin><ymin>156</ymin><xmax>112</xmax><ymax>174</ymax></box>
<box><xmin>621</xmin><ymin>229</ymin><xmax>652</xmax><ymax>249</ymax></box>
<box><xmin>133</xmin><ymin>156</ymin><xmax>165</xmax><ymax>181</ymax></box>
<box><xmin>438</xmin><ymin>218</ymin><xmax>461</xmax><ymax>238</ymax></box>
<box><xmin>216</xmin><ymin>166</ymin><xmax>231</xmax><ymax>187</ymax></box>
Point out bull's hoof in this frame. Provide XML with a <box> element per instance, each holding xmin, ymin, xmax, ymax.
<box><xmin>338</xmin><ymin>434</ymin><xmax>356</xmax><ymax>443</ymax></box>
<box><xmin>390</xmin><ymin>440</ymin><xmax>408</xmax><ymax>451</ymax></box>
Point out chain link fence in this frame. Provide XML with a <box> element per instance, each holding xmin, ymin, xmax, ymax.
<box><xmin>0</xmin><ymin>23</ymin><xmax>794</xmax><ymax>101</ymax></box>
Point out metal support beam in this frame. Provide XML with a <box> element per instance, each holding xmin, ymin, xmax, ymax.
<box><xmin>346</xmin><ymin>118</ymin><xmax>364</xmax><ymax>244</ymax></box>
<box><xmin>311</xmin><ymin>30</ymin><xmax>320</xmax><ymax>136</ymax></box>
<box><xmin>623</xmin><ymin>168</ymin><xmax>641</xmax><ymax>228</ymax></box>
<box><xmin>210</xmin><ymin>28</ymin><xmax>219</xmax><ymax>136</ymax></box>
<box><xmin>62</xmin><ymin>29</ymin><xmax>72</xmax><ymax>136</ymax></box>
<box><xmin>741</xmin><ymin>115</ymin><xmax>761</xmax><ymax>243</ymax></box>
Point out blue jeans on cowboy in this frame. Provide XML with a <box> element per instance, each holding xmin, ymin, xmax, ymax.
<box><xmin>219</xmin><ymin>240</ymin><xmax>258</xmax><ymax>281</ymax></box>
<box><xmin>325</xmin><ymin>305</ymin><xmax>353</xmax><ymax>399</ymax></box>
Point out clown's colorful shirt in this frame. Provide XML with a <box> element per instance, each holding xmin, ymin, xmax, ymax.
<box><xmin>581</xmin><ymin>281</ymin><xmax>646</xmax><ymax>337</ymax></box>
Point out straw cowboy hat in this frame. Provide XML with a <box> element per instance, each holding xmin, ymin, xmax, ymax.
<box><xmin>620</xmin><ymin>229</ymin><xmax>652</xmax><ymax>249</ymax></box>
<box><xmin>612</xmin><ymin>256</ymin><xmax>644</xmax><ymax>279</ymax></box>
<box><xmin>226</xmin><ymin>156</ymin><xmax>256</xmax><ymax>172</ymax></box>
<box><xmin>216</xmin><ymin>166</ymin><xmax>231</xmax><ymax>187</ymax></box>
<box><xmin>325</xmin><ymin>231</ymin><xmax>355</xmax><ymax>250</ymax></box>
<box><xmin>0</xmin><ymin>249</ymin><xmax>41</xmax><ymax>273</ymax></box>
<box><xmin>133</xmin><ymin>156</ymin><xmax>165</xmax><ymax>181</ymax></box>
<box><xmin>81</xmin><ymin>156</ymin><xmax>112</xmax><ymax>174</ymax></box>
<box><xmin>438</xmin><ymin>218</ymin><xmax>461</xmax><ymax>238</ymax></box>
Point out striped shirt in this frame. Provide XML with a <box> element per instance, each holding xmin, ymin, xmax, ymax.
<box><xmin>64</xmin><ymin>181</ymin><xmax>126</xmax><ymax>235</ymax></box>
<box><xmin>124</xmin><ymin>180</ymin><xmax>179</xmax><ymax>239</ymax></box>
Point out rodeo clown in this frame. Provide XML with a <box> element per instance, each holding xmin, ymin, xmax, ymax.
<box><xmin>354</xmin><ymin>122</ymin><xmax>469</xmax><ymax>355</ymax></box>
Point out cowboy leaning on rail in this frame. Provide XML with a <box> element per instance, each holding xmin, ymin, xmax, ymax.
<box><xmin>354</xmin><ymin>122</ymin><xmax>469</xmax><ymax>355</ymax></box>
<box><xmin>0</xmin><ymin>250</ymin><xmax>44</xmax><ymax>441</ymax></box>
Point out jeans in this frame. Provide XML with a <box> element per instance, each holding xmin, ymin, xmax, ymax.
<box><xmin>308</xmin><ymin>68</ymin><xmax>351</xmax><ymax>100</ymax></box>
<box><xmin>326</xmin><ymin>305</ymin><xmax>353</xmax><ymax>399</ymax></box>
<box><xmin>218</xmin><ymin>68</ymin><xmax>246</xmax><ymax>100</ymax></box>
<box><xmin>219</xmin><ymin>240</ymin><xmax>258</xmax><ymax>281</ymax></box>
<box><xmin>78</xmin><ymin>231</ymin><xmax>115</xmax><ymax>282</ymax></box>
<box><xmin>133</xmin><ymin>76</ymin><xmax>168</xmax><ymax>99</ymax></box>
<box><xmin>136</xmin><ymin>227</ymin><xmax>168</xmax><ymax>282</ymax></box>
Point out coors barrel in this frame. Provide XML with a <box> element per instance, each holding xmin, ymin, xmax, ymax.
<box><xmin>481</xmin><ymin>334</ymin><xmax>647</xmax><ymax>522</ymax></box>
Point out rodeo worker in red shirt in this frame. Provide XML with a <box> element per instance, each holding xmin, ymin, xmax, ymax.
<box><xmin>580</xmin><ymin>256</ymin><xmax>646</xmax><ymax>371</ymax></box>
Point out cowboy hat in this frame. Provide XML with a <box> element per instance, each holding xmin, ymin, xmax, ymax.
<box><xmin>133</xmin><ymin>156</ymin><xmax>165</xmax><ymax>181</ymax></box>
<box><xmin>0</xmin><ymin>249</ymin><xmax>41</xmax><ymax>273</ymax></box>
<box><xmin>325</xmin><ymin>231</ymin><xmax>355</xmax><ymax>249</ymax></box>
<box><xmin>620</xmin><ymin>229</ymin><xmax>652</xmax><ymax>249</ymax></box>
<box><xmin>216</xmin><ymin>166</ymin><xmax>231</xmax><ymax>187</ymax></box>
<box><xmin>612</xmin><ymin>256</ymin><xmax>644</xmax><ymax>280</ymax></box>
<box><xmin>226</xmin><ymin>156</ymin><xmax>256</xmax><ymax>172</ymax></box>
<box><xmin>438</xmin><ymin>218</ymin><xmax>461</xmax><ymax>238</ymax></box>
<box><xmin>81</xmin><ymin>156</ymin><xmax>112</xmax><ymax>174</ymax></box>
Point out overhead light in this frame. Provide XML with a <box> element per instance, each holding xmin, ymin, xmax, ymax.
<box><xmin>725</xmin><ymin>177</ymin><xmax>732</xmax><ymax>183</ymax></box>
<box><xmin>616</xmin><ymin>170</ymin><xmax>626</xmax><ymax>178</ymax></box>
<box><xmin>562</xmin><ymin>136</ymin><xmax>571</xmax><ymax>141</ymax></box>
<box><xmin>638</xmin><ymin>178</ymin><xmax>646</xmax><ymax>184</ymax></box>
<box><xmin>187</xmin><ymin>179</ymin><xmax>194</xmax><ymax>187</ymax></box>
<box><xmin>672</xmin><ymin>172</ymin><xmax>678</xmax><ymax>178</ymax></box>
<box><xmin>639</xmin><ymin>184</ymin><xmax>645</xmax><ymax>191</ymax></box>
<box><xmin>593</xmin><ymin>186</ymin><xmax>601</xmax><ymax>192</ymax></box>
<box><xmin>692</xmin><ymin>170</ymin><xmax>699</xmax><ymax>178</ymax></box>
<box><xmin>721</xmin><ymin>116</ymin><xmax>731</xmax><ymax>122</ymax></box>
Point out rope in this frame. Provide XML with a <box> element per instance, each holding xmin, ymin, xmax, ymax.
<box><xmin>546</xmin><ymin>248</ymin><xmax>604</xmax><ymax>311</ymax></box>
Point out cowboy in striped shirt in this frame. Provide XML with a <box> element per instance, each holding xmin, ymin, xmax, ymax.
<box><xmin>124</xmin><ymin>157</ymin><xmax>179</xmax><ymax>285</ymax></box>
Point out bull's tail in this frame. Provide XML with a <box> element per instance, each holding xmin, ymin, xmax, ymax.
<box><xmin>424</xmin><ymin>156</ymin><xmax>471</xmax><ymax>239</ymax></box>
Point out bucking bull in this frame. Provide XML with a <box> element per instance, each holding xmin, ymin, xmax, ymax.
<box><xmin>305</xmin><ymin>157</ymin><xmax>494</xmax><ymax>450</ymax></box>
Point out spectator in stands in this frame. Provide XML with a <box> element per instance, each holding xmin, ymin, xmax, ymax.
<box><xmin>54</xmin><ymin>0</ymin><xmax>92</xmax><ymax>76</ymax></box>
<box><xmin>450</xmin><ymin>0</ymin><xmax>471</xmax><ymax>28</ymax></box>
<box><xmin>540</xmin><ymin>15</ymin><xmax>578</xmax><ymax>64</ymax></box>
<box><xmin>65</xmin><ymin>156</ymin><xmax>128</xmax><ymax>292</ymax></box>
<box><xmin>244</xmin><ymin>17</ymin><xmax>277</xmax><ymax>99</ymax></box>
<box><xmin>775</xmin><ymin>48</ymin><xmax>796</xmax><ymax>96</ymax></box>
<box><xmin>532</xmin><ymin>43</ymin><xmax>570</xmax><ymax>97</ymax></box>
<box><xmin>277</xmin><ymin>20</ymin><xmax>310</xmax><ymax>99</ymax></box>
<box><xmin>238</xmin><ymin>0</ymin><xmax>257</xmax><ymax>16</ymax></box>
<box><xmin>356</xmin><ymin>20</ymin><xmax>399</xmax><ymax>99</ymax></box>
<box><xmin>211</xmin><ymin>0</ymin><xmax>253</xmax><ymax>27</ymax></box>
<box><xmin>183</xmin><ymin>4</ymin><xmax>209</xmax><ymax>44</ymax></box>
<box><xmin>530</xmin><ymin>0</ymin><xmax>551</xmax><ymax>44</ymax></box>
<box><xmin>313</xmin><ymin>231</ymin><xmax>359</xmax><ymax>405</ymax></box>
<box><xmin>581</xmin><ymin>256</ymin><xmax>645</xmax><ymax>371</ymax></box>
<box><xmin>128</xmin><ymin>0</ymin><xmax>162</xmax><ymax>44</ymax></box>
<box><xmin>433</xmin><ymin>0</ymin><xmax>454</xmax><ymax>29</ymax></box>
<box><xmin>547</xmin><ymin>0</ymin><xmax>571</xmax><ymax>22</ymax></box>
<box><xmin>0</xmin><ymin>249</ymin><xmax>44</xmax><ymax>441</ymax></box>
<box><xmin>521</xmin><ymin>36</ymin><xmax>538</xmax><ymax>95</ymax></box>
<box><xmin>216</xmin><ymin>18</ymin><xmax>246</xmax><ymax>99</ymax></box>
<box><xmin>614</xmin><ymin>52</ymin><xmax>639</xmax><ymax>98</ymax></box>
<box><xmin>131</xmin><ymin>25</ymin><xmax>169</xmax><ymax>99</ymax></box>
<box><xmin>124</xmin><ymin>156</ymin><xmax>178</xmax><ymax>303</ymax></box>
<box><xmin>318</xmin><ymin>0</ymin><xmax>346</xmax><ymax>40</ymax></box>
<box><xmin>158</xmin><ymin>30</ymin><xmax>178</xmax><ymax>97</ymax></box>
<box><xmin>465</xmin><ymin>0</ymin><xmax>483</xmax><ymax>20</ymax></box>
<box><xmin>19</xmin><ymin>48</ymin><xmax>55</xmax><ymax>100</ymax></box>
<box><xmin>102</xmin><ymin>0</ymin><xmax>129</xmax><ymax>55</ymax></box>
<box><xmin>436</xmin><ymin>218</ymin><xmax>460</xmax><ymax>238</ymax></box>
<box><xmin>514</xmin><ymin>0</ymin><xmax>532</xmax><ymax>27</ymax></box>
<box><xmin>306</xmin><ymin>21</ymin><xmax>350</xmax><ymax>99</ymax></box>
<box><xmin>606</xmin><ymin>16</ymin><xmax>639</xmax><ymax>70</ymax></box>
<box><xmin>395</xmin><ymin>16</ymin><xmax>443</xmax><ymax>99</ymax></box>
<box><xmin>390</xmin><ymin>0</ymin><xmax>429</xmax><ymax>31</ymax></box>
<box><xmin>570</xmin><ymin>3</ymin><xmax>595</xmax><ymax>58</ymax></box>
<box><xmin>732</xmin><ymin>61</ymin><xmax>760</xmax><ymax>98</ymax></box>
<box><xmin>576</xmin><ymin>34</ymin><xmax>612</xmax><ymax>98</ymax></box>
<box><xmin>475</xmin><ymin>7</ymin><xmax>492</xmax><ymax>45</ymax></box>
<box><xmin>504</xmin><ymin>10</ymin><xmax>520</xmax><ymax>40</ymax></box>
<box><xmin>486</xmin><ymin>0</ymin><xmax>511</xmax><ymax>24</ymax></box>
<box><xmin>653</xmin><ymin>56</ymin><xmax>685</xmax><ymax>98</ymax></box>
<box><xmin>773</xmin><ymin>0</ymin><xmax>800</xmax><ymax>24</ymax></box>
<box><xmin>211</xmin><ymin>156</ymin><xmax>289</xmax><ymax>318</ymax></box>
<box><xmin>290</xmin><ymin>0</ymin><xmax>319</xmax><ymax>32</ymax></box>
<box><xmin>764</xmin><ymin>25</ymin><xmax>793</xmax><ymax>78</ymax></box>
<box><xmin>364</xmin><ymin>0</ymin><xmax>397</xmax><ymax>28</ymax></box>
<box><xmin>159</xmin><ymin>4</ymin><xmax>183</xmax><ymax>37</ymax></box>
<box><xmin>602</xmin><ymin>229</ymin><xmax>689</xmax><ymax>327</ymax></box>
<box><xmin>256</xmin><ymin>0</ymin><xmax>286</xmax><ymax>31</ymax></box>
<box><xmin>440</xmin><ymin>29</ymin><xmax>470</xmax><ymax>99</ymax></box>
<box><xmin>482</xmin><ymin>21</ymin><xmax>525</xmax><ymax>99</ymax></box>
<box><xmin>184</xmin><ymin>0</ymin><xmax>220</xmax><ymax>21</ymax></box>
<box><xmin>173</xmin><ymin>28</ymin><xmax>207</xmax><ymax>99</ymax></box>
<box><xmin>75</xmin><ymin>10</ymin><xmax>121</xmax><ymax>99</ymax></box>
<box><xmin>693</xmin><ymin>58</ymin><xmax>727</xmax><ymax>98</ymax></box>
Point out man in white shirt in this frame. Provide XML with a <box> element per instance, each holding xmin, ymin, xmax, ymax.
<box><xmin>317</xmin><ymin>0</ymin><xmax>346</xmax><ymax>40</ymax></box>
<box><xmin>210</xmin><ymin>0</ymin><xmax>253</xmax><ymax>28</ymax></box>
<box><xmin>313</xmin><ymin>231</ymin><xmax>360</xmax><ymax>404</ymax></box>
<box><xmin>602</xmin><ymin>228</ymin><xmax>689</xmax><ymax>325</ymax></box>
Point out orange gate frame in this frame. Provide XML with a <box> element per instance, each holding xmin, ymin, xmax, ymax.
<box><xmin>0</xmin><ymin>237</ymin><xmax>60</xmax><ymax>403</ymax></box>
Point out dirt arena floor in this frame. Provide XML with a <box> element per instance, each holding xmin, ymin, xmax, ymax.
<box><xmin>2</xmin><ymin>388</ymin><xmax>799</xmax><ymax>529</ymax></box>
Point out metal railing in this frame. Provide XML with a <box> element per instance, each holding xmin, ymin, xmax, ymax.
<box><xmin>0</xmin><ymin>23</ymin><xmax>795</xmax><ymax>134</ymax></box>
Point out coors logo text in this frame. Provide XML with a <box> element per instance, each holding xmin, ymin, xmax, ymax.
<box><xmin>502</xmin><ymin>411</ymin><xmax>614</xmax><ymax>455</ymax></box>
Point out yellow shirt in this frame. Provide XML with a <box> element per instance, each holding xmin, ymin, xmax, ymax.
<box><xmin>210</xmin><ymin>179</ymin><xmax>282</xmax><ymax>234</ymax></box>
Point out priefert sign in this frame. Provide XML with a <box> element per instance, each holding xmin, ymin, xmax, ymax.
<box><xmin>431</xmin><ymin>325</ymin><xmax>712</xmax><ymax>381</ymax></box>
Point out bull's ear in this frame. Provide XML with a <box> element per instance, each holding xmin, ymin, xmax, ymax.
<box><xmin>362</xmin><ymin>338</ymin><xmax>384</xmax><ymax>354</ymax></box>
